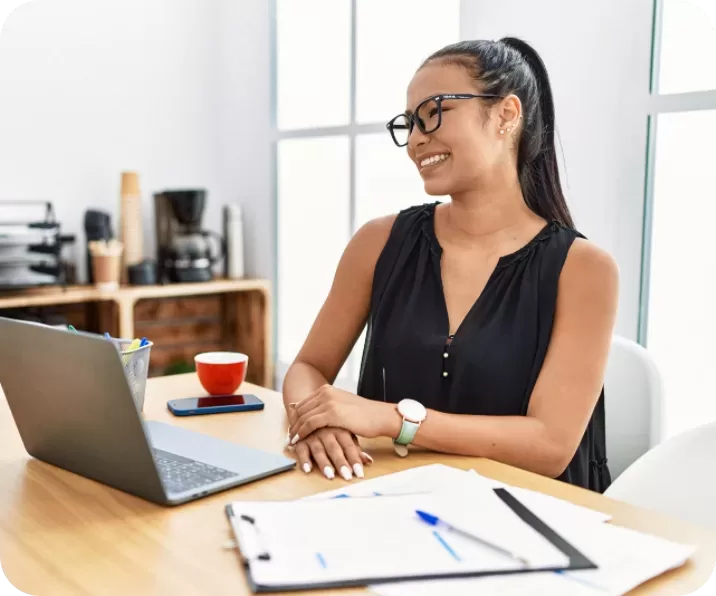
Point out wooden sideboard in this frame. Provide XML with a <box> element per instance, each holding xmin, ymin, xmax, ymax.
<box><xmin>0</xmin><ymin>279</ymin><xmax>273</xmax><ymax>387</ymax></box>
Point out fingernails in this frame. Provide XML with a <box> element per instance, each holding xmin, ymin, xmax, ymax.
<box><xmin>340</xmin><ymin>466</ymin><xmax>353</xmax><ymax>481</ymax></box>
<box><xmin>353</xmin><ymin>463</ymin><xmax>364</xmax><ymax>478</ymax></box>
<box><xmin>289</xmin><ymin>402</ymin><xmax>298</xmax><ymax>409</ymax></box>
<box><xmin>302</xmin><ymin>462</ymin><xmax>312</xmax><ymax>474</ymax></box>
<box><xmin>290</xmin><ymin>434</ymin><xmax>299</xmax><ymax>445</ymax></box>
<box><xmin>323</xmin><ymin>466</ymin><xmax>335</xmax><ymax>480</ymax></box>
<box><xmin>361</xmin><ymin>452</ymin><xmax>374</xmax><ymax>464</ymax></box>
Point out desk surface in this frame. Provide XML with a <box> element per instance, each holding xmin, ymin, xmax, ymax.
<box><xmin>0</xmin><ymin>375</ymin><xmax>714</xmax><ymax>596</ymax></box>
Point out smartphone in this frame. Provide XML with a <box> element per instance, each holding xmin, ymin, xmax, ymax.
<box><xmin>167</xmin><ymin>394</ymin><xmax>265</xmax><ymax>416</ymax></box>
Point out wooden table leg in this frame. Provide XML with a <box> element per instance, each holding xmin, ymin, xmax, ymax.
<box><xmin>234</xmin><ymin>289</ymin><xmax>273</xmax><ymax>389</ymax></box>
<box><xmin>117</xmin><ymin>297</ymin><xmax>136</xmax><ymax>339</ymax></box>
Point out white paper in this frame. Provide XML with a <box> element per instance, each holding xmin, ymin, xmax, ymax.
<box><xmin>372</xmin><ymin>572</ymin><xmax>601</xmax><ymax>596</ymax></box>
<box><xmin>229</xmin><ymin>487</ymin><xmax>570</xmax><ymax>589</ymax></box>
<box><xmin>307</xmin><ymin>464</ymin><xmax>611</xmax><ymax>529</ymax></box>
<box><xmin>370</xmin><ymin>508</ymin><xmax>696</xmax><ymax>596</ymax></box>
<box><xmin>469</xmin><ymin>470</ymin><xmax>612</xmax><ymax>527</ymax></box>
<box><xmin>303</xmin><ymin>463</ymin><xmax>482</xmax><ymax>499</ymax></box>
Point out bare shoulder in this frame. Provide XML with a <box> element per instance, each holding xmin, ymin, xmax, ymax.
<box><xmin>559</xmin><ymin>237</ymin><xmax>619</xmax><ymax>308</ymax></box>
<box><xmin>564</xmin><ymin>238</ymin><xmax>619</xmax><ymax>284</ymax></box>
<box><xmin>353</xmin><ymin>213</ymin><xmax>397</xmax><ymax>246</ymax></box>
<box><xmin>340</xmin><ymin>213</ymin><xmax>398</xmax><ymax>276</ymax></box>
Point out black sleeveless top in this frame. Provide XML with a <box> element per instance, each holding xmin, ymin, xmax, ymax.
<box><xmin>357</xmin><ymin>202</ymin><xmax>611</xmax><ymax>493</ymax></box>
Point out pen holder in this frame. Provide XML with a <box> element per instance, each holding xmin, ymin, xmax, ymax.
<box><xmin>111</xmin><ymin>338</ymin><xmax>153</xmax><ymax>411</ymax></box>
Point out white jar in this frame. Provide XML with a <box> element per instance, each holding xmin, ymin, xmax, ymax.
<box><xmin>223</xmin><ymin>204</ymin><xmax>245</xmax><ymax>279</ymax></box>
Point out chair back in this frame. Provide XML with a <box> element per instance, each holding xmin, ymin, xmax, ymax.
<box><xmin>604</xmin><ymin>335</ymin><xmax>663</xmax><ymax>479</ymax></box>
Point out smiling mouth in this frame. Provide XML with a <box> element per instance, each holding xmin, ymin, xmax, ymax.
<box><xmin>419</xmin><ymin>153</ymin><xmax>451</xmax><ymax>171</ymax></box>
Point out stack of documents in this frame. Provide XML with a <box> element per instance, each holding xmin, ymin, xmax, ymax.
<box><xmin>225</xmin><ymin>464</ymin><xmax>696</xmax><ymax>595</ymax></box>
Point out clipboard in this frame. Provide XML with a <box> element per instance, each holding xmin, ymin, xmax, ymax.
<box><xmin>225</xmin><ymin>487</ymin><xmax>596</xmax><ymax>593</ymax></box>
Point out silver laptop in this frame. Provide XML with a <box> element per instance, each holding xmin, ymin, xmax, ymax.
<box><xmin>0</xmin><ymin>316</ymin><xmax>295</xmax><ymax>505</ymax></box>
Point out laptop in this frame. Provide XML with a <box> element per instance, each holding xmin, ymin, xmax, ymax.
<box><xmin>0</xmin><ymin>316</ymin><xmax>296</xmax><ymax>505</ymax></box>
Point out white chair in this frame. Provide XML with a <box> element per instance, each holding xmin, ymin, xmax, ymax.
<box><xmin>604</xmin><ymin>335</ymin><xmax>663</xmax><ymax>480</ymax></box>
<box><xmin>604</xmin><ymin>421</ymin><xmax>716</xmax><ymax>530</ymax></box>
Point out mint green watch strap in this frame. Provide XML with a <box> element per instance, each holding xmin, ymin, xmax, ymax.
<box><xmin>395</xmin><ymin>419</ymin><xmax>419</xmax><ymax>445</ymax></box>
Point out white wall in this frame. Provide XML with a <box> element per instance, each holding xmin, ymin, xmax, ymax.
<box><xmin>0</xmin><ymin>0</ymin><xmax>653</xmax><ymax>343</ymax></box>
<box><xmin>460</xmin><ymin>0</ymin><xmax>654</xmax><ymax>340</ymax></box>
<box><xmin>0</xmin><ymin>0</ymin><xmax>272</xmax><ymax>281</ymax></box>
<box><xmin>215</xmin><ymin>0</ymin><xmax>272</xmax><ymax>281</ymax></box>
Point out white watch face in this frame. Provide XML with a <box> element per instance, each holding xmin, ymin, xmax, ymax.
<box><xmin>397</xmin><ymin>399</ymin><xmax>427</xmax><ymax>423</ymax></box>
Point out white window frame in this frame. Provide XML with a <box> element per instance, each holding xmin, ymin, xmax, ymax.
<box><xmin>270</xmin><ymin>0</ymin><xmax>388</xmax><ymax>388</ymax></box>
<box><xmin>639</xmin><ymin>0</ymin><xmax>716</xmax><ymax>343</ymax></box>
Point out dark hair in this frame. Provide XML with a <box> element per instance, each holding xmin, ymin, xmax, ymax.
<box><xmin>423</xmin><ymin>37</ymin><xmax>574</xmax><ymax>229</ymax></box>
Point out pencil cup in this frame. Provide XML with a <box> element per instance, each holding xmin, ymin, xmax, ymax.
<box><xmin>111</xmin><ymin>338</ymin><xmax>153</xmax><ymax>411</ymax></box>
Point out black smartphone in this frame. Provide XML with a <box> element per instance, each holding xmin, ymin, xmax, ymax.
<box><xmin>167</xmin><ymin>394</ymin><xmax>265</xmax><ymax>416</ymax></box>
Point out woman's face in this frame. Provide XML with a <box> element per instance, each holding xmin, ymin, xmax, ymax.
<box><xmin>405</xmin><ymin>62</ymin><xmax>509</xmax><ymax>197</ymax></box>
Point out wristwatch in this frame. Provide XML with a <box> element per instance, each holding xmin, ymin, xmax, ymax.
<box><xmin>393</xmin><ymin>399</ymin><xmax>427</xmax><ymax>457</ymax></box>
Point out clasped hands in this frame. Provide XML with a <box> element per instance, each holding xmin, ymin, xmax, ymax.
<box><xmin>286</xmin><ymin>385</ymin><xmax>396</xmax><ymax>481</ymax></box>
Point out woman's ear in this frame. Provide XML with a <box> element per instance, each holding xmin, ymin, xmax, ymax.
<box><xmin>496</xmin><ymin>94</ymin><xmax>522</xmax><ymax>136</ymax></box>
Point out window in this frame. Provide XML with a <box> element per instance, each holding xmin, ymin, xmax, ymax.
<box><xmin>641</xmin><ymin>0</ymin><xmax>716</xmax><ymax>440</ymax></box>
<box><xmin>274</xmin><ymin>0</ymin><xmax>460</xmax><ymax>389</ymax></box>
<box><xmin>658</xmin><ymin>0</ymin><xmax>716</xmax><ymax>94</ymax></box>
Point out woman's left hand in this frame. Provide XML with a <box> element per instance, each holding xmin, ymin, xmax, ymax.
<box><xmin>289</xmin><ymin>385</ymin><xmax>395</xmax><ymax>445</ymax></box>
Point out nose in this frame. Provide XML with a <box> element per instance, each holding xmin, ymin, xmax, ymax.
<box><xmin>407</xmin><ymin>125</ymin><xmax>429</xmax><ymax>151</ymax></box>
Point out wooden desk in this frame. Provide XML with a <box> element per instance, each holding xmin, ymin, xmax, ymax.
<box><xmin>0</xmin><ymin>375</ymin><xmax>714</xmax><ymax>595</ymax></box>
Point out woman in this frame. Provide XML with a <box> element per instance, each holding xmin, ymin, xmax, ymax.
<box><xmin>282</xmin><ymin>37</ymin><xmax>618</xmax><ymax>492</ymax></box>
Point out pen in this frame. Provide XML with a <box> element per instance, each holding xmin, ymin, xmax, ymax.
<box><xmin>415</xmin><ymin>509</ymin><xmax>529</xmax><ymax>567</ymax></box>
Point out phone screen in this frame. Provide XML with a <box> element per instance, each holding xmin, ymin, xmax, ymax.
<box><xmin>172</xmin><ymin>394</ymin><xmax>263</xmax><ymax>410</ymax></box>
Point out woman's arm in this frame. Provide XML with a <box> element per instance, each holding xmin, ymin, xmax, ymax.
<box><xmin>282</xmin><ymin>215</ymin><xmax>394</xmax><ymax>479</ymax></box>
<box><xmin>290</xmin><ymin>239</ymin><xmax>619</xmax><ymax>479</ymax></box>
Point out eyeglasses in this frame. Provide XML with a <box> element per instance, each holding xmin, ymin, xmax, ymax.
<box><xmin>386</xmin><ymin>93</ymin><xmax>503</xmax><ymax>147</ymax></box>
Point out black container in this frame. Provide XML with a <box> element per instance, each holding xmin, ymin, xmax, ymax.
<box><xmin>84</xmin><ymin>210</ymin><xmax>112</xmax><ymax>283</ymax></box>
<box><xmin>128</xmin><ymin>260</ymin><xmax>157</xmax><ymax>285</ymax></box>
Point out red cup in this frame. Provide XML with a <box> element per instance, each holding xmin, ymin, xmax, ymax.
<box><xmin>194</xmin><ymin>352</ymin><xmax>248</xmax><ymax>396</ymax></box>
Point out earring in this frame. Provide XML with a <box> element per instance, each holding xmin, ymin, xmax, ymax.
<box><xmin>499</xmin><ymin>129</ymin><xmax>505</xmax><ymax>135</ymax></box>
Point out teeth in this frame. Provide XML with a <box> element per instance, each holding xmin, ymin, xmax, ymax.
<box><xmin>420</xmin><ymin>154</ymin><xmax>450</xmax><ymax>168</ymax></box>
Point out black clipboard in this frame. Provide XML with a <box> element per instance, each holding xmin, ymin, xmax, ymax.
<box><xmin>225</xmin><ymin>487</ymin><xmax>597</xmax><ymax>593</ymax></box>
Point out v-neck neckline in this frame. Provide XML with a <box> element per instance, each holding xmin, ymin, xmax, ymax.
<box><xmin>426</xmin><ymin>203</ymin><xmax>556</xmax><ymax>339</ymax></box>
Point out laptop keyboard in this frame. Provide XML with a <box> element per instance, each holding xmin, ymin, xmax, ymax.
<box><xmin>153</xmin><ymin>449</ymin><xmax>239</xmax><ymax>494</ymax></box>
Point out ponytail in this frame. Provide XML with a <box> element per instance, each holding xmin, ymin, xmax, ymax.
<box><xmin>425</xmin><ymin>38</ymin><xmax>575</xmax><ymax>229</ymax></box>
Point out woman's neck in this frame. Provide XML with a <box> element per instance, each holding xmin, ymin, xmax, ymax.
<box><xmin>441</xmin><ymin>175</ymin><xmax>546</xmax><ymax>250</ymax></box>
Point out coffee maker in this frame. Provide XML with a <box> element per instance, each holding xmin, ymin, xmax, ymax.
<box><xmin>154</xmin><ymin>189</ymin><xmax>225</xmax><ymax>283</ymax></box>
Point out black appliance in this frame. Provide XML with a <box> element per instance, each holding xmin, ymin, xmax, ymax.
<box><xmin>83</xmin><ymin>209</ymin><xmax>113</xmax><ymax>284</ymax></box>
<box><xmin>154</xmin><ymin>189</ymin><xmax>224</xmax><ymax>283</ymax></box>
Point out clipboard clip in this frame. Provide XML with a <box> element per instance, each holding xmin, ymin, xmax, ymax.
<box><xmin>227</xmin><ymin>506</ymin><xmax>272</xmax><ymax>562</ymax></box>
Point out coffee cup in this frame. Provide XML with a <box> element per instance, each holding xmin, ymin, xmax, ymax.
<box><xmin>195</xmin><ymin>352</ymin><xmax>248</xmax><ymax>395</ymax></box>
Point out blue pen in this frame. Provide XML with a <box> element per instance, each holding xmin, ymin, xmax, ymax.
<box><xmin>139</xmin><ymin>337</ymin><xmax>148</xmax><ymax>347</ymax></box>
<box><xmin>415</xmin><ymin>510</ymin><xmax>529</xmax><ymax>566</ymax></box>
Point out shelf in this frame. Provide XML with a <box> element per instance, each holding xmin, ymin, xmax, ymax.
<box><xmin>0</xmin><ymin>278</ymin><xmax>274</xmax><ymax>388</ymax></box>
<box><xmin>0</xmin><ymin>278</ymin><xmax>270</xmax><ymax>309</ymax></box>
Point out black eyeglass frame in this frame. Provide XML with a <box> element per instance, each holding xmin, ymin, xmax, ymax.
<box><xmin>386</xmin><ymin>93</ymin><xmax>503</xmax><ymax>147</ymax></box>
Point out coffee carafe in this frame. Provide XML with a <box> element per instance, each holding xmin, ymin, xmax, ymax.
<box><xmin>154</xmin><ymin>189</ymin><xmax>225</xmax><ymax>283</ymax></box>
